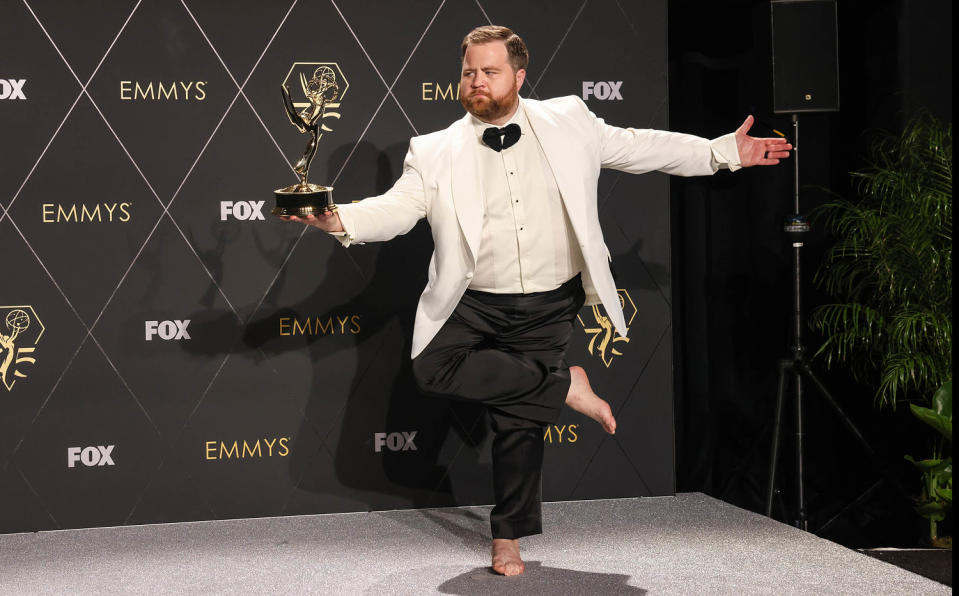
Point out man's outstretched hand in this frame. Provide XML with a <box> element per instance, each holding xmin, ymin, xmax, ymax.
<box><xmin>279</xmin><ymin>211</ymin><xmax>344</xmax><ymax>233</ymax></box>
<box><xmin>735</xmin><ymin>115</ymin><xmax>793</xmax><ymax>167</ymax></box>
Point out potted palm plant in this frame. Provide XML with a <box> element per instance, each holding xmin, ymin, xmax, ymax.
<box><xmin>810</xmin><ymin>111</ymin><xmax>952</xmax><ymax>547</ymax></box>
<box><xmin>904</xmin><ymin>380</ymin><xmax>952</xmax><ymax>547</ymax></box>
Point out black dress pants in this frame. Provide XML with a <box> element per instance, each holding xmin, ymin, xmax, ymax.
<box><xmin>412</xmin><ymin>273</ymin><xmax>586</xmax><ymax>539</ymax></box>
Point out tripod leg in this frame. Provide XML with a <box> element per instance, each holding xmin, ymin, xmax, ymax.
<box><xmin>766</xmin><ymin>360</ymin><xmax>790</xmax><ymax>517</ymax></box>
<box><xmin>797</xmin><ymin>362</ymin><xmax>911</xmax><ymax>500</ymax></box>
<box><xmin>794</xmin><ymin>369</ymin><xmax>808</xmax><ymax>531</ymax></box>
<box><xmin>815</xmin><ymin>478</ymin><xmax>886</xmax><ymax>535</ymax></box>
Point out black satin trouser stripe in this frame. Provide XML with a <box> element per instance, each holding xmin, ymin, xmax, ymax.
<box><xmin>412</xmin><ymin>275</ymin><xmax>585</xmax><ymax>539</ymax></box>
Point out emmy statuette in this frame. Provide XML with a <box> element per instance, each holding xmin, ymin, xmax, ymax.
<box><xmin>273</xmin><ymin>66</ymin><xmax>340</xmax><ymax>217</ymax></box>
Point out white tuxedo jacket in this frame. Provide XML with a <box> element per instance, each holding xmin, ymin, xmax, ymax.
<box><xmin>335</xmin><ymin>96</ymin><xmax>740</xmax><ymax>358</ymax></box>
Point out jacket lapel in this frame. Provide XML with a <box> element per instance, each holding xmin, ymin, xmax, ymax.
<box><xmin>522</xmin><ymin>98</ymin><xmax>589</xmax><ymax>246</ymax></box>
<box><xmin>450</xmin><ymin>114</ymin><xmax>484</xmax><ymax>264</ymax></box>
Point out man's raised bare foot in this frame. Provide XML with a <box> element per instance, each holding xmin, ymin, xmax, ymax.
<box><xmin>491</xmin><ymin>538</ymin><xmax>525</xmax><ymax>576</ymax></box>
<box><xmin>566</xmin><ymin>365</ymin><xmax>617</xmax><ymax>434</ymax></box>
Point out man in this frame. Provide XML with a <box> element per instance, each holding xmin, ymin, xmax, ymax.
<box><xmin>284</xmin><ymin>26</ymin><xmax>790</xmax><ymax>576</ymax></box>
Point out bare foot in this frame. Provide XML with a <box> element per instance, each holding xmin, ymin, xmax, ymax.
<box><xmin>491</xmin><ymin>538</ymin><xmax>525</xmax><ymax>576</ymax></box>
<box><xmin>566</xmin><ymin>366</ymin><xmax>617</xmax><ymax>434</ymax></box>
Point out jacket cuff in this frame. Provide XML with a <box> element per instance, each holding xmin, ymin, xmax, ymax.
<box><xmin>329</xmin><ymin>205</ymin><xmax>359</xmax><ymax>247</ymax></box>
<box><xmin>709</xmin><ymin>132</ymin><xmax>742</xmax><ymax>172</ymax></box>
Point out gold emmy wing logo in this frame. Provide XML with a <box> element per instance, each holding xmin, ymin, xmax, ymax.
<box><xmin>283</xmin><ymin>62</ymin><xmax>349</xmax><ymax>134</ymax></box>
<box><xmin>0</xmin><ymin>306</ymin><xmax>45</xmax><ymax>392</ymax></box>
<box><xmin>577</xmin><ymin>290</ymin><xmax>637</xmax><ymax>368</ymax></box>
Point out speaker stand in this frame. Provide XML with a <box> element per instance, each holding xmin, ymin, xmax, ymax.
<box><xmin>763</xmin><ymin>114</ymin><xmax>908</xmax><ymax>531</ymax></box>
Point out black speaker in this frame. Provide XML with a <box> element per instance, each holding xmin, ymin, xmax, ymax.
<box><xmin>771</xmin><ymin>0</ymin><xmax>840</xmax><ymax>113</ymax></box>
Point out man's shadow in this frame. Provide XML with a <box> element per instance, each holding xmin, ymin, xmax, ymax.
<box><xmin>364</xmin><ymin>499</ymin><xmax>646</xmax><ymax>594</ymax></box>
<box><xmin>437</xmin><ymin>564</ymin><xmax>645</xmax><ymax>595</ymax></box>
<box><xmin>238</xmin><ymin>140</ymin><xmax>494</xmax><ymax>511</ymax></box>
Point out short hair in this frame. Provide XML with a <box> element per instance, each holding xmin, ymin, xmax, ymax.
<box><xmin>461</xmin><ymin>26</ymin><xmax>529</xmax><ymax>72</ymax></box>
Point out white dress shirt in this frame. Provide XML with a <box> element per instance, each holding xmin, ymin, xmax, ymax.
<box><xmin>468</xmin><ymin>102</ymin><xmax>584</xmax><ymax>294</ymax></box>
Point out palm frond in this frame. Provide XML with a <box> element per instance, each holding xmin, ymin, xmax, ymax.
<box><xmin>811</xmin><ymin>110</ymin><xmax>952</xmax><ymax>409</ymax></box>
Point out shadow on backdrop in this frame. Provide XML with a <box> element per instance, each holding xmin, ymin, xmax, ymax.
<box><xmin>184</xmin><ymin>140</ymin><xmax>494</xmax><ymax>513</ymax></box>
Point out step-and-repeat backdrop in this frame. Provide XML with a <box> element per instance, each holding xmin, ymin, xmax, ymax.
<box><xmin>1</xmin><ymin>0</ymin><xmax>673</xmax><ymax>532</ymax></box>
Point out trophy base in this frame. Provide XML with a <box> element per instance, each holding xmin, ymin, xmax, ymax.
<box><xmin>273</xmin><ymin>184</ymin><xmax>336</xmax><ymax>217</ymax></box>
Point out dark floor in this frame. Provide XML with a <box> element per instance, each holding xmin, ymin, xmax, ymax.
<box><xmin>860</xmin><ymin>548</ymin><xmax>952</xmax><ymax>587</ymax></box>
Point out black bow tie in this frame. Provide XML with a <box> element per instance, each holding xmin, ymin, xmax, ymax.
<box><xmin>482</xmin><ymin>123</ymin><xmax>521</xmax><ymax>152</ymax></box>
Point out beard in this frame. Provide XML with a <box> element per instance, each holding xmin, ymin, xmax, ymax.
<box><xmin>460</xmin><ymin>81</ymin><xmax>519</xmax><ymax>122</ymax></box>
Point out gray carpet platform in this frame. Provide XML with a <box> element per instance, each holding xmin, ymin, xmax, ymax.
<box><xmin>0</xmin><ymin>493</ymin><xmax>947</xmax><ymax>595</ymax></box>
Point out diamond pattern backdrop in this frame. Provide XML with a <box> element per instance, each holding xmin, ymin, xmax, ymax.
<box><xmin>0</xmin><ymin>0</ymin><xmax>672</xmax><ymax>533</ymax></box>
